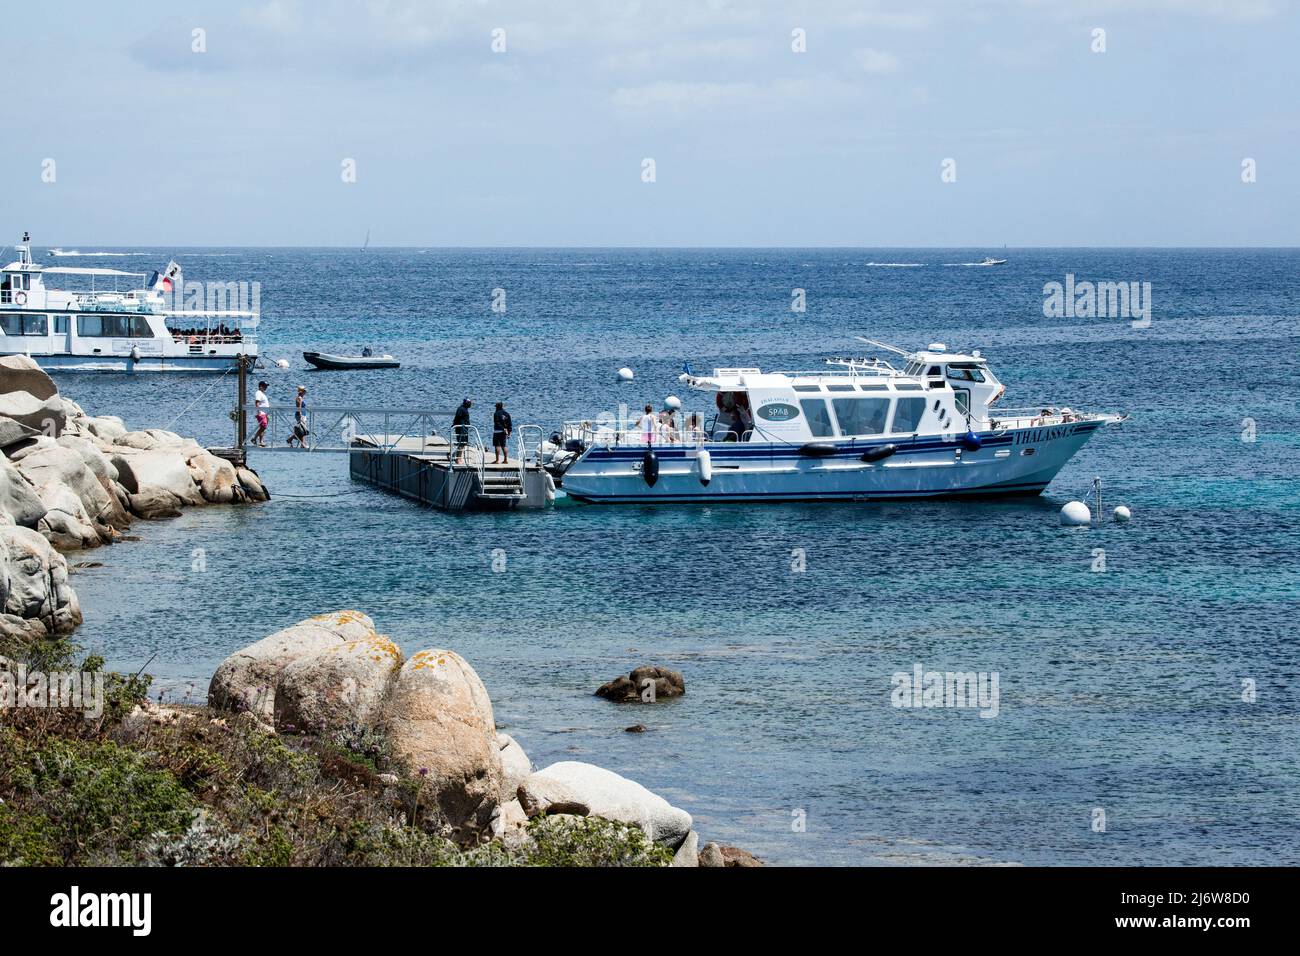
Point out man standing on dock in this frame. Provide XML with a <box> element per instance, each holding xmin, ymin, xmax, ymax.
<box><xmin>492</xmin><ymin>401</ymin><xmax>512</xmax><ymax>464</ymax></box>
<box><xmin>453</xmin><ymin>398</ymin><xmax>472</xmax><ymax>464</ymax></box>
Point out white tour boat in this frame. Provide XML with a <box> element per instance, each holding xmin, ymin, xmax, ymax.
<box><xmin>551</xmin><ymin>339</ymin><xmax>1126</xmax><ymax>503</ymax></box>
<box><xmin>0</xmin><ymin>233</ymin><xmax>256</xmax><ymax>372</ymax></box>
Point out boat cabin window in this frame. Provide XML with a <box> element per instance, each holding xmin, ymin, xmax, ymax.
<box><xmin>799</xmin><ymin>398</ymin><xmax>836</xmax><ymax>438</ymax></box>
<box><xmin>712</xmin><ymin>391</ymin><xmax>753</xmax><ymax>441</ymax></box>
<box><xmin>927</xmin><ymin>365</ymin><xmax>941</xmax><ymax>376</ymax></box>
<box><xmin>890</xmin><ymin>397</ymin><xmax>927</xmax><ymax>433</ymax></box>
<box><xmin>793</xmin><ymin>384</ymin><xmax>822</xmax><ymax>393</ymax></box>
<box><xmin>945</xmin><ymin>363</ymin><xmax>986</xmax><ymax>383</ymax></box>
<box><xmin>76</xmin><ymin>314</ymin><xmax>152</xmax><ymax>338</ymax></box>
<box><xmin>0</xmin><ymin>312</ymin><xmax>48</xmax><ymax>336</ymax></box>
<box><xmin>54</xmin><ymin>315</ymin><xmax>69</xmax><ymax>334</ymax></box>
<box><xmin>832</xmin><ymin>397</ymin><xmax>889</xmax><ymax>436</ymax></box>
<box><xmin>894</xmin><ymin>382</ymin><xmax>923</xmax><ymax>391</ymax></box>
<box><xmin>827</xmin><ymin>384</ymin><xmax>855</xmax><ymax>392</ymax></box>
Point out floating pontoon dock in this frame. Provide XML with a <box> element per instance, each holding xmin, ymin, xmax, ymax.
<box><xmin>348</xmin><ymin>432</ymin><xmax>550</xmax><ymax>512</ymax></box>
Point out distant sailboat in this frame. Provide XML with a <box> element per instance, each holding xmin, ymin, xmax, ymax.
<box><xmin>362</xmin><ymin>229</ymin><xmax>370</xmax><ymax>252</ymax></box>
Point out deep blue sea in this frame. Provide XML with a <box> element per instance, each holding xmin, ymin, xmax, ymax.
<box><xmin>54</xmin><ymin>247</ymin><xmax>1299</xmax><ymax>865</ymax></box>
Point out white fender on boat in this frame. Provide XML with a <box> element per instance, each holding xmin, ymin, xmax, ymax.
<box><xmin>696</xmin><ymin>449</ymin><xmax>712</xmax><ymax>486</ymax></box>
<box><xmin>1113</xmin><ymin>505</ymin><xmax>1132</xmax><ymax>523</ymax></box>
<box><xmin>617</xmin><ymin>367</ymin><xmax>634</xmax><ymax>381</ymax></box>
<box><xmin>664</xmin><ymin>395</ymin><xmax>681</xmax><ymax>410</ymax></box>
<box><xmin>1060</xmin><ymin>501</ymin><xmax>1092</xmax><ymax>526</ymax></box>
<box><xmin>543</xmin><ymin>471</ymin><xmax>556</xmax><ymax>502</ymax></box>
<box><xmin>129</xmin><ymin>345</ymin><xmax>141</xmax><ymax>362</ymax></box>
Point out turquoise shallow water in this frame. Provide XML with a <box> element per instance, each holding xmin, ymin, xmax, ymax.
<box><xmin>54</xmin><ymin>247</ymin><xmax>1300</xmax><ymax>865</ymax></box>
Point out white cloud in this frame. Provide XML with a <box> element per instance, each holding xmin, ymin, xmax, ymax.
<box><xmin>610</xmin><ymin>81</ymin><xmax>761</xmax><ymax>113</ymax></box>
<box><xmin>855</xmin><ymin>48</ymin><xmax>902</xmax><ymax>73</ymax></box>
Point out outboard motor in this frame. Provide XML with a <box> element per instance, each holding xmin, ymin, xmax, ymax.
<box><xmin>861</xmin><ymin>443</ymin><xmax>897</xmax><ymax>463</ymax></box>
<box><xmin>642</xmin><ymin>448</ymin><xmax>660</xmax><ymax>487</ymax></box>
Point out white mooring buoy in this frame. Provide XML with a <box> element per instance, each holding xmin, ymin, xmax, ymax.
<box><xmin>1114</xmin><ymin>505</ymin><xmax>1132</xmax><ymax>523</ymax></box>
<box><xmin>617</xmin><ymin>367</ymin><xmax>634</xmax><ymax>382</ymax></box>
<box><xmin>664</xmin><ymin>395</ymin><xmax>681</xmax><ymax>410</ymax></box>
<box><xmin>1060</xmin><ymin>501</ymin><xmax>1092</xmax><ymax>526</ymax></box>
<box><xmin>274</xmin><ymin>358</ymin><xmax>290</xmax><ymax>369</ymax></box>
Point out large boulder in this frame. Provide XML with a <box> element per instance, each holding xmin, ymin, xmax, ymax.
<box><xmin>56</xmin><ymin>434</ymin><xmax>117</xmax><ymax>483</ymax></box>
<box><xmin>15</xmin><ymin>445</ymin><xmax>125</xmax><ymax>533</ymax></box>
<box><xmin>127</xmin><ymin>487</ymin><xmax>182</xmax><ymax>520</ymax></box>
<box><xmin>84</xmin><ymin>416</ymin><xmax>127</xmax><ymax>443</ymax></box>
<box><xmin>33</xmin><ymin>481</ymin><xmax>101</xmax><ymax>550</ymax></box>
<box><xmin>0</xmin><ymin>391</ymin><xmax>67</xmax><ymax>435</ymax></box>
<box><xmin>236</xmin><ymin>467</ymin><xmax>269</xmax><ymax>502</ymax></box>
<box><xmin>274</xmin><ymin>634</ymin><xmax>403</xmax><ymax>734</ymax></box>
<box><xmin>111</xmin><ymin>449</ymin><xmax>203</xmax><ymax>505</ymax></box>
<box><xmin>383</xmin><ymin>649</ymin><xmax>504</xmax><ymax>838</ymax></box>
<box><xmin>0</xmin><ymin>457</ymin><xmax>46</xmax><ymax>528</ymax></box>
<box><xmin>0</xmin><ymin>355</ymin><xmax>58</xmax><ymax>401</ymax></box>
<box><xmin>190</xmin><ymin>451</ymin><xmax>239</xmax><ymax>504</ymax></box>
<box><xmin>208</xmin><ymin>611</ymin><xmax>377</xmax><ymax>721</ymax></box>
<box><xmin>526</xmin><ymin>761</ymin><xmax>693</xmax><ymax>849</ymax></box>
<box><xmin>0</xmin><ymin>418</ymin><xmax>39</xmax><ymax>450</ymax></box>
<box><xmin>0</xmin><ymin>525</ymin><xmax>81</xmax><ymax>634</ymax></box>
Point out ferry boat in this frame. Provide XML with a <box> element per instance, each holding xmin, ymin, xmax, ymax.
<box><xmin>552</xmin><ymin>340</ymin><xmax>1126</xmax><ymax>503</ymax></box>
<box><xmin>0</xmin><ymin>233</ymin><xmax>256</xmax><ymax>372</ymax></box>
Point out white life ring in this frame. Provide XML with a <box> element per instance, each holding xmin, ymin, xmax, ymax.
<box><xmin>14</xmin><ymin>291</ymin><xmax>27</xmax><ymax>306</ymax></box>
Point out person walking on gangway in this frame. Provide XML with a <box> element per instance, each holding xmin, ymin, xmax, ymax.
<box><xmin>252</xmin><ymin>380</ymin><xmax>270</xmax><ymax>447</ymax></box>
<box><xmin>453</xmin><ymin>398</ymin><xmax>472</xmax><ymax>465</ymax></box>
<box><xmin>287</xmin><ymin>385</ymin><xmax>310</xmax><ymax>449</ymax></box>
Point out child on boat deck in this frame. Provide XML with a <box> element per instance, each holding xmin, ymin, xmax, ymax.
<box><xmin>638</xmin><ymin>404</ymin><xmax>658</xmax><ymax>445</ymax></box>
<box><xmin>659</xmin><ymin>409</ymin><xmax>679</xmax><ymax>443</ymax></box>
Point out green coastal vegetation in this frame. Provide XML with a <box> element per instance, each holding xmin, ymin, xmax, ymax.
<box><xmin>0</xmin><ymin>637</ymin><xmax>670</xmax><ymax>867</ymax></box>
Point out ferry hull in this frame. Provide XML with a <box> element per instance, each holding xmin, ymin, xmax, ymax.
<box><xmin>560</xmin><ymin>421</ymin><xmax>1103</xmax><ymax>503</ymax></box>
<box><xmin>15</xmin><ymin>353</ymin><xmax>251</xmax><ymax>373</ymax></box>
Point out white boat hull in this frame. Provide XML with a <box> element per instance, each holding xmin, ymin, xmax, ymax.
<box><xmin>560</xmin><ymin>421</ymin><xmax>1104</xmax><ymax>503</ymax></box>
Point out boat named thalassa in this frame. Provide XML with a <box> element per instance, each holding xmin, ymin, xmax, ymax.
<box><xmin>552</xmin><ymin>339</ymin><xmax>1126</xmax><ymax>503</ymax></box>
<box><xmin>0</xmin><ymin>233</ymin><xmax>256</xmax><ymax>372</ymax></box>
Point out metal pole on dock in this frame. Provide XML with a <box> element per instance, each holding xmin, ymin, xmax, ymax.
<box><xmin>236</xmin><ymin>353</ymin><xmax>250</xmax><ymax>452</ymax></box>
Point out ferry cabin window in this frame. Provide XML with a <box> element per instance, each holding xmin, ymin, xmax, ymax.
<box><xmin>76</xmin><ymin>315</ymin><xmax>152</xmax><ymax>337</ymax></box>
<box><xmin>0</xmin><ymin>312</ymin><xmax>48</xmax><ymax>335</ymax></box>
<box><xmin>799</xmin><ymin>398</ymin><xmax>836</xmax><ymax>438</ymax></box>
<box><xmin>832</xmin><ymin>397</ymin><xmax>889</xmax><ymax>436</ymax></box>
<box><xmin>54</xmin><ymin>315</ymin><xmax>69</xmax><ymax>334</ymax></box>
<box><xmin>890</xmin><ymin>397</ymin><xmax>927</xmax><ymax>433</ymax></box>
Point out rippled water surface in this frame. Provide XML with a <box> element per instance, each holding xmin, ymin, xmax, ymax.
<box><xmin>57</xmin><ymin>247</ymin><xmax>1300</xmax><ymax>865</ymax></box>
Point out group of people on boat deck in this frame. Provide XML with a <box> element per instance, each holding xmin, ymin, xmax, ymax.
<box><xmin>636</xmin><ymin>404</ymin><xmax>706</xmax><ymax>444</ymax></box>
<box><xmin>169</xmin><ymin>324</ymin><xmax>244</xmax><ymax>343</ymax></box>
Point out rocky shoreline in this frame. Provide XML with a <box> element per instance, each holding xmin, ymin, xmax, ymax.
<box><xmin>0</xmin><ymin>358</ymin><xmax>758</xmax><ymax>866</ymax></box>
<box><xmin>202</xmin><ymin>610</ymin><xmax>757</xmax><ymax>866</ymax></box>
<box><xmin>0</xmin><ymin>356</ymin><xmax>268</xmax><ymax>643</ymax></box>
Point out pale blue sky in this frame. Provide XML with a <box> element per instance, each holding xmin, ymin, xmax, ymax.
<box><xmin>7</xmin><ymin>0</ymin><xmax>1298</xmax><ymax>246</ymax></box>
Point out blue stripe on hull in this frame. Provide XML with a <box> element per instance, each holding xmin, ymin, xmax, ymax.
<box><xmin>566</xmin><ymin>482</ymin><xmax>1051</xmax><ymax>504</ymax></box>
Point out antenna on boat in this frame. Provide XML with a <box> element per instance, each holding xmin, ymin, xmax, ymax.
<box><xmin>854</xmin><ymin>337</ymin><xmax>909</xmax><ymax>357</ymax></box>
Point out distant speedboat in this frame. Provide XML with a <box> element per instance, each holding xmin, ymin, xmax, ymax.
<box><xmin>303</xmin><ymin>350</ymin><xmax>399</xmax><ymax>370</ymax></box>
<box><xmin>980</xmin><ymin>257</ymin><xmax>1007</xmax><ymax>266</ymax></box>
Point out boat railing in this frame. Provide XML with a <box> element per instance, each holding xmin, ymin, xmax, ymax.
<box><xmin>560</xmin><ymin>418</ymin><xmax>717</xmax><ymax>448</ymax></box>
<box><xmin>972</xmin><ymin>406</ymin><xmax>1099</xmax><ymax>431</ymax></box>
<box><xmin>515</xmin><ymin>424</ymin><xmax>544</xmax><ymax>482</ymax></box>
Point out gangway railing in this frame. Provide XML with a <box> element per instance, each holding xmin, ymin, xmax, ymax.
<box><xmin>241</xmin><ymin>404</ymin><xmax>456</xmax><ymax>454</ymax></box>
